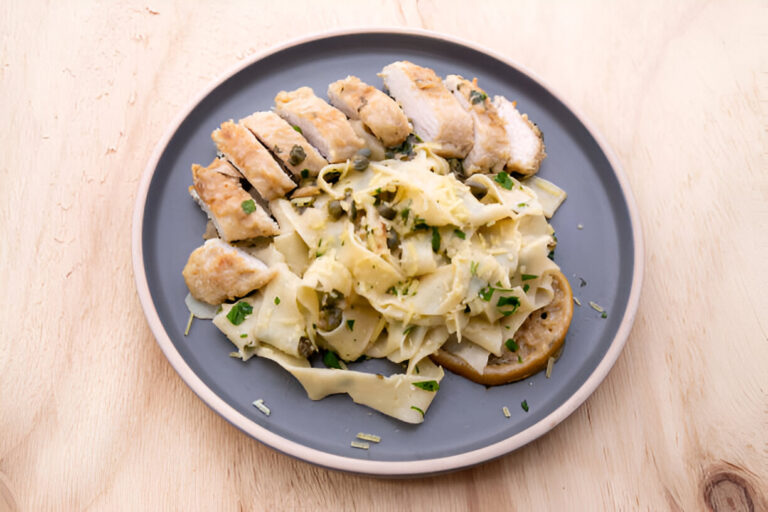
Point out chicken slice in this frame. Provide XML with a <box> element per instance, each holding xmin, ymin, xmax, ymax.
<box><xmin>444</xmin><ymin>75</ymin><xmax>509</xmax><ymax>174</ymax></box>
<box><xmin>212</xmin><ymin>121</ymin><xmax>296</xmax><ymax>200</ymax></box>
<box><xmin>493</xmin><ymin>96</ymin><xmax>546</xmax><ymax>175</ymax></box>
<box><xmin>349</xmin><ymin>119</ymin><xmax>386</xmax><ymax>161</ymax></box>
<box><xmin>183</xmin><ymin>238</ymin><xmax>277</xmax><ymax>305</ymax></box>
<box><xmin>240</xmin><ymin>111</ymin><xmax>328</xmax><ymax>178</ymax></box>
<box><xmin>327</xmin><ymin>75</ymin><xmax>411</xmax><ymax>147</ymax></box>
<box><xmin>189</xmin><ymin>158</ymin><xmax>279</xmax><ymax>242</ymax></box>
<box><xmin>274</xmin><ymin>87</ymin><xmax>365</xmax><ymax>163</ymax></box>
<box><xmin>379</xmin><ymin>61</ymin><xmax>473</xmax><ymax>158</ymax></box>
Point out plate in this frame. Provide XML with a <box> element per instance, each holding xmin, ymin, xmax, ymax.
<box><xmin>132</xmin><ymin>28</ymin><xmax>643</xmax><ymax>476</ymax></box>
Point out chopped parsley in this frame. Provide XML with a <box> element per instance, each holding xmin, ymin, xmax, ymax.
<box><xmin>274</xmin><ymin>297</ymin><xmax>280</xmax><ymax>305</ymax></box>
<box><xmin>241</xmin><ymin>199</ymin><xmax>257</xmax><ymax>214</ymax></box>
<box><xmin>400</xmin><ymin>207</ymin><xmax>410</xmax><ymax>220</ymax></box>
<box><xmin>240</xmin><ymin>333</ymin><xmax>248</xmax><ymax>338</ymax></box>
<box><xmin>323</xmin><ymin>350</ymin><xmax>342</xmax><ymax>369</ymax></box>
<box><xmin>517</xmin><ymin>202</ymin><xmax>528</xmax><ymax>208</ymax></box>
<box><xmin>521</xmin><ymin>274</ymin><xmax>538</xmax><ymax>281</ymax></box>
<box><xmin>521</xmin><ymin>400</ymin><xmax>529</xmax><ymax>412</ymax></box>
<box><xmin>411</xmin><ymin>405</ymin><xmax>425</xmax><ymax>417</ymax></box>
<box><xmin>494</xmin><ymin>171</ymin><xmax>514</xmax><ymax>190</ymax></box>
<box><xmin>403</xmin><ymin>325</ymin><xmax>416</xmax><ymax>336</ymax></box>
<box><xmin>478</xmin><ymin>286</ymin><xmax>494</xmax><ymax>301</ymax></box>
<box><xmin>517</xmin><ymin>354</ymin><xmax>523</xmax><ymax>363</ymax></box>
<box><xmin>505</xmin><ymin>339</ymin><xmax>519</xmax><ymax>352</ymax></box>
<box><xmin>601</xmin><ymin>311</ymin><xmax>608</xmax><ymax>319</ymax></box>
<box><xmin>292</xmin><ymin>125</ymin><xmax>302</xmax><ymax>134</ymax></box>
<box><xmin>469</xmin><ymin>90</ymin><xmax>488</xmax><ymax>104</ymax></box>
<box><xmin>523</xmin><ymin>284</ymin><xmax>530</xmax><ymax>293</ymax></box>
<box><xmin>497</xmin><ymin>295</ymin><xmax>520</xmax><ymax>313</ymax></box>
<box><xmin>431</xmin><ymin>226</ymin><xmax>441</xmax><ymax>252</ymax></box>
<box><xmin>412</xmin><ymin>380</ymin><xmax>439</xmax><ymax>392</ymax></box>
<box><xmin>346</xmin><ymin>319</ymin><xmax>355</xmax><ymax>331</ymax></box>
<box><xmin>226</xmin><ymin>301</ymin><xmax>253</xmax><ymax>325</ymax></box>
<box><xmin>470</xmin><ymin>261</ymin><xmax>479</xmax><ymax>276</ymax></box>
<box><xmin>453</xmin><ymin>228</ymin><xmax>466</xmax><ymax>240</ymax></box>
<box><xmin>413</xmin><ymin>215</ymin><xmax>428</xmax><ymax>230</ymax></box>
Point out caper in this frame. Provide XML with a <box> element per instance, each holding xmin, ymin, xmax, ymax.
<box><xmin>468</xmin><ymin>181</ymin><xmax>488</xmax><ymax>200</ymax></box>
<box><xmin>378</xmin><ymin>189</ymin><xmax>396</xmax><ymax>202</ymax></box>
<box><xmin>318</xmin><ymin>306</ymin><xmax>343</xmax><ymax>331</ymax></box>
<box><xmin>289</xmin><ymin>144</ymin><xmax>307</xmax><ymax>166</ymax></box>
<box><xmin>352</xmin><ymin>154</ymin><xmax>369</xmax><ymax>171</ymax></box>
<box><xmin>377</xmin><ymin>204</ymin><xmax>397</xmax><ymax>220</ymax></box>
<box><xmin>298</xmin><ymin>336</ymin><xmax>314</xmax><ymax>358</ymax></box>
<box><xmin>386</xmin><ymin>229</ymin><xmax>400</xmax><ymax>250</ymax></box>
<box><xmin>448</xmin><ymin>158</ymin><xmax>463</xmax><ymax>175</ymax></box>
<box><xmin>357</xmin><ymin>147</ymin><xmax>372</xmax><ymax>158</ymax></box>
<box><xmin>323</xmin><ymin>171</ymin><xmax>341</xmax><ymax>184</ymax></box>
<box><xmin>327</xmin><ymin>200</ymin><xmax>344</xmax><ymax>220</ymax></box>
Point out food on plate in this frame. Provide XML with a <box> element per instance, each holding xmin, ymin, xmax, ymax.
<box><xmin>240</xmin><ymin>111</ymin><xmax>329</xmax><ymax>178</ymax></box>
<box><xmin>430</xmin><ymin>270</ymin><xmax>572</xmax><ymax>385</ymax></box>
<box><xmin>274</xmin><ymin>86</ymin><xmax>365</xmax><ymax>163</ymax></box>
<box><xmin>183</xmin><ymin>238</ymin><xmax>276</xmax><ymax>305</ymax></box>
<box><xmin>380</xmin><ymin>61</ymin><xmax>473</xmax><ymax>158</ymax></box>
<box><xmin>493</xmin><ymin>95</ymin><xmax>546</xmax><ymax>175</ymax></box>
<box><xmin>183</xmin><ymin>60</ymin><xmax>568</xmax><ymax>424</ymax></box>
<box><xmin>327</xmin><ymin>75</ymin><xmax>411</xmax><ymax>147</ymax></box>
<box><xmin>444</xmin><ymin>75</ymin><xmax>509</xmax><ymax>174</ymax></box>
<box><xmin>189</xmin><ymin>158</ymin><xmax>279</xmax><ymax>242</ymax></box>
<box><xmin>211</xmin><ymin>121</ymin><xmax>296</xmax><ymax>200</ymax></box>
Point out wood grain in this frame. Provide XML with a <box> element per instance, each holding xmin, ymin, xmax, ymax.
<box><xmin>1</xmin><ymin>0</ymin><xmax>766</xmax><ymax>510</ymax></box>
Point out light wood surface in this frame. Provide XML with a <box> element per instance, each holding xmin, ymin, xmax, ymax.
<box><xmin>1</xmin><ymin>1</ymin><xmax>766</xmax><ymax>510</ymax></box>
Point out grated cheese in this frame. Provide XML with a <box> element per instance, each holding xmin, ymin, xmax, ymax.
<box><xmin>184</xmin><ymin>312</ymin><xmax>195</xmax><ymax>336</ymax></box>
<box><xmin>252</xmin><ymin>399</ymin><xmax>271</xmax><ymax>416</ymax></box>
<box><xmin>502</xmin><ymin>406</ymin><xmax>511</xmax><ymax>418</ymax></box>
<box><xmin>350</xmin><ymin>440</ymin><xmax>370</xmax><ymax>450</ymax></box>
<box><xmin>356</xmin><ymin>432</ymin><xmax>381</xmax><ymax>443</ymax></box>
<box><xmin>546</xmin><ymin>357</ymin><xmax>555</xmax><ymax>378</ymax></box>
<box><xmin>573</xmin><ymin>297</ymin><xmax>582</xmax><ymax>306</ymax></box>
<box><xmin>589</xmin><ymin>301</ymin><xmax>604</xmax><ymax>313</ymax></box>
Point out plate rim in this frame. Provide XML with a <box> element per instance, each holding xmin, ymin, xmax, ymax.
<box><xmin>131</xmin><ymin>26</ymin><xmax>644</xmax><ymax>476</ymax></box>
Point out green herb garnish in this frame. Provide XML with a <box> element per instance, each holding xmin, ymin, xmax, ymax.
<box><xmin>494</xmin><ymin>172</ymin><xmax>514</xmax><ymax>190</ymax></box>
<box><xmin>403</xmin><ymin>325</ymin><xmax>416</xmax><ymax>336</ymax></box>
<box><xmin>505</xmin><ymin>339</ymin><xmax>519</xmax><ymax>352</ymax></box>
<box><xmin>431</xmin><ymin>226</ymin><xmax>441</xmax><ymax>252</ymax></box>
<box><xmin>413</xmin><ymin>216</ymin><xmax>428</xmax><ymax>230</ymax></box>
<box><xmin>523</xmin><ymin>284</ymin><xmax>530</xmax><ymax>293</ymax></box>
<box><xmin>411</xmin><ymin>405</ymin><xmax>425</xmax><ymax>417</ymax></box>
<box><xmin>412</xmin><ymin>380</ymin><xmax>439</xmax><ymax>392</ymax></box>
<box><xmin>241</xmin><ymin>199</ymin><xmax>257</xmax><ymax>214</ymax></box>
<box><xmin>400</xmin><ymin>207</ymin><xmax>410</xmax><ymax>220</ymax></box>
<box><xmin>522</xmin><ymin>274</ymin><xmax>538</xmax><ymax>281</ymax></box>
<box><xmin>292</xmin><ymin>125</ymin><xmax>302</xmax><ymax>134</ymax></box>
<box><xmin>470</xmin><ymin>261</ymin><xmax>479</xmax><ymax>276</ymax></box>
<box><xmin>517</xmin><ymin>354</ymin><xmax>523</xmax><ymax>363</ymax></box>
<box><xmin>454</xmin><ymin>228</ymin><xmax>466</xmax><ymax>240</ymax></box>
<box><xmin>521</xmin><ymin>400</ymin><xmax>529</xmax><ymax>412</ymax></box>
<box><xmin>601</xmin><ymin>312</ymin><xmax>608</xmax><ymax>319</ymax></box>
<box><xmin>469</xmin><ymin>90</ymin><xmax>488</xmax><ymax>104</ymax></box>
<box><xmin>323</xmin><ymin>350</ymin><xmax>342</xmax><ymax>369</ymax></box>
<box><xmin>346</xmin><ymin>319</ymin><xmax>355</xmax><ymax>331</ymax></box>
<box><xmin>240</xmin><ymin>333</ymin><xmax>248</xmax><ymax>338</ymax></box>
<box><xmin>226</xmin><ymin>301</ymin><xmax>253</xmax><ymax>325</ymax></box>
<box><xmin>478</xmin><ymin>286</ymin><xmax>494</xmax><ymax>301</ymax></box>
<box><xmin>274</xmin><ymin>297</ymin><xmax>280</xmax><ymax>305</ymax></box>
<box><xmin>497</xmin><ymin>295</ymin><xmax>520</xmax><ymax>313</ymax></box>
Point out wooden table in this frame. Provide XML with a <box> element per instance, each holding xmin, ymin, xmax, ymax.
<box><xmin>2</xmin><ymin>1</ymin><xmax>765</xmax><ymax>510</ymax></box>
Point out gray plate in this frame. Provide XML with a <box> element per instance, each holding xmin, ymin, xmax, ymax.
<box><xmin>132</xmin><ymin>29</ymin><xmax>643</xmax><ymax>476</ymax></box>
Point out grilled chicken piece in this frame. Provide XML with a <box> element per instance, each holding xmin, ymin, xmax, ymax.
<box><xmin>379</xmin><ymin>61</ymin><xmax>473</xmax><ymax>158</ymax></box>
<box><xmin>212</xmin><ymin>121</ymin><xmax>296</xmax><ymax>200</ymax></box>
<box><xmin>327</xmin><ymin>75</ymin><xmax>411</xmax><ymax>147</ymax></box>
<box><xmin>444</xmin><ymin>75</ymin><xmax>509</xmax><ymax>174</ymax></box>
<box><xmin>189</xmin><ymin>158</ymin><xmax>279</xmax><ymax>242</ymax></box>
<box><xmin>349</xmin><ymin>120</ymin><xmax>387</xmax><ymax>161</ymax></box>
<box><xmin>274</xmin><ymin>87</ymin><xmax>365</xmax><ymax>163</ymax></box>
<box><xmin>183</xmin><ymin>238</ymin><xmax>277</xmax><ymax>305</ymax></box>
<box><xmin>493</xmin><ymin>96</ymin><xmax>546</xmax><ymax>175</ymax></box>
<box><xmin>240</xmin><ymin>111</ymin><xmax>328</xmax><ymax>178</ymax></box>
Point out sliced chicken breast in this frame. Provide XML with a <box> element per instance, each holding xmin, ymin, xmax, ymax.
<box><xmin>444</xmin><ymin>75</ymin><xmax>509</xmax><ymax>174</ymax></box>
<box><xmin>274</xmin><ymin>87</ymin><xmax>365</xmax><ymax>163</ymax></box>
<box><xmin>189</xmin><ymin>158</ymin><xmax>279</xmax><ymax>242</ymax></box>
<box><xmin>212</xmin><ymin>121</ymin><xmax>296</xmax><ymax>200</ymax></box>
<box><xmin>493</xmin><ymin>96</ymin><xmax>546</xmax><ymax>175</ymax></box>
<box><xmin>379</xmin><ymin>61</ymin><xmax>473</xmax><ymax>158</ymax></box>
<box><xmin>183</xmin><ymin>238</ymin><xmax>277</xmax><ymax>305</ymax></box>
<box><xmin>349</xmin><ymin>119</ymin><xmax>386</xmax><ymax>161</ymax></box>
<box><xmin>240</xmin><ymin>111</ymin><xmax>328</xmax><ymax>178</ymax></box>
<box><xmin>327</xmin><ymin>75</ymin><xmax>411</xmax><ymax>147</ymax></box>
